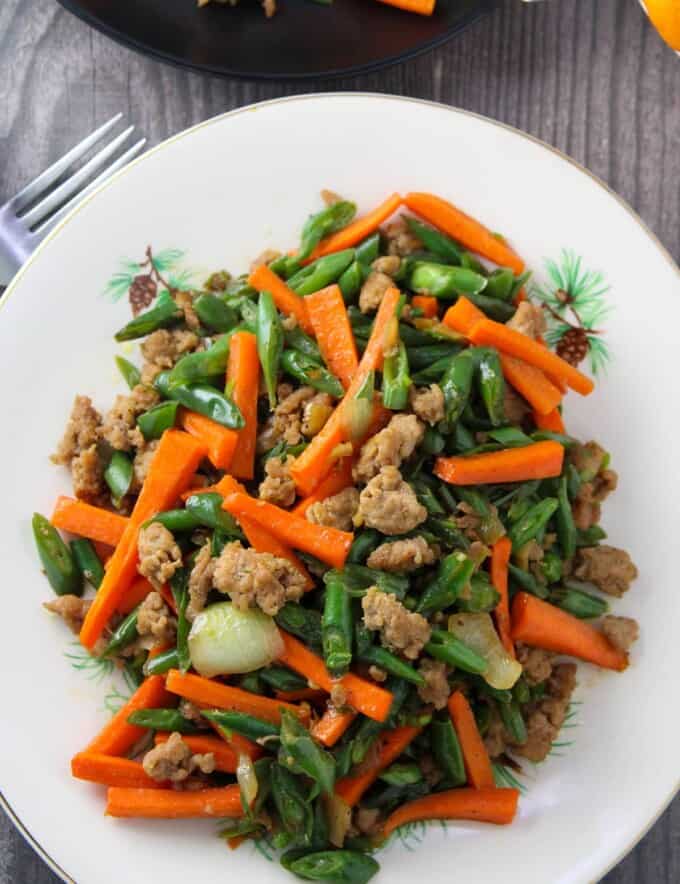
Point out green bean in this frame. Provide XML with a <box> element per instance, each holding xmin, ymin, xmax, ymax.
<box><xmin>101</xmin><ymin>607</ymin><xmax>139</xmax><ymax>658</ymax></box>
<box><xmin>271</xmin><ymin>763</ymin><xmax>313</xmax><ymax>846</ymax></box>
<box><xmin>407</xmin><ymin>343</ymin><xmax>461</xmax><ymax>370</ymax></box>
<box><xmin>185</xmin><ymin>493</ymin><xmax>242</xmax><ymax>537</ymax></box>
<box><xmin>275</xmin><ymin>603</ymin><xmax>323</xmax><ymax>649</ymax></box>
<box><xmin>465</xmin><ymin>292</ymin><xmax>516</xmax><ymax>322</ymax></box>
<box><xmin>257</xmin><ymin>290</ymin><xmax>284</xmax><ymax>408</ymax></box>
<box><xmin>298</xmin><ymin>201</ymin><xmax>357</xmax><ymax>262</ymax></box>
<box><xmin>326</xmin><ymin>564</ymin><xmax>409</xmax><ymax>598</ymax></box>
<box><xmin>555</xmin><ymin>475</ymin><xmax>577</xmax><ymax>561</ymax></box>
<box><xmin>114</xmin><ymin>290</ymin><xmax>181</xmax><ymax>341</ymax></box>
<box><xmin>284</xmin><ymin>326</ymin><xmax>323</xmax><ymax>363</ymax></box>
<box><xmin>285</xmin><ymin>850</ymin><xmax>379</xmax><ymax>884</ymax></box>
<box><xmin>405</xmin><ymin>218</ymin><xmax>463</xmax><ymax>264</ymax></box>
<box><xmin>154</xmin><ymin>372</ymin><xmax>244</xmax><ymax>430</ymax></box>
<box><xmin>170</xmin><ymin>568</ymin><xmax>191</xmax><ymax>672</ymax></box>
<box><xmin>565</xmin><ymin>462</ymin><xmax>582</xmax><ymax>500</ymax></box>
<box><xmin>512</xmin><ymin>676</ymin><xmax>531</xmax><ymax>705</ymax></box>
<box><xmin>169</xmin><ymin>334</ymin><xmax>231</xmax><ymax>389</ymax></box>
<box><xmin>281</xmin><ymin>349</ymin><xmax>344</xmax><ymax>398</ymax></box>
<box><xmin>70</xmin><ymin>538</ymin><xmax>104</xmax><ymax>589</ymax></box>
<box><xmin>454</xmin><ymin>487</ymin><xmax>490</xmax><ymax>517</ymax></box>
<box><xmin>115</xmin><ymin>355</ymin><xmax>141</xmax><ymax>390</ymax></box>
<box><xmin>338</xmin><ymin>260</ymin><xmax>364</xmax><ymax>302</ymax></box>
<box><xmin>238</xmin><ymin>672</ymin><xmax>264</xmax><ymax>695</ymax></box>
<box><xmin>576</xmin><ymin>525</ymin><xmax>607</xmax><ymax>546</ymax></box>
<box><xmin>487</xmin><ymin>426</ymin><xmax>533</xmax><ymax>448</ymax></box>
<box><xmin>539</xmin><ymin>550</ymin><xmax>562</xmax><ymax>585</ymax></box>
<box><xmin>473</xmin><ymin>702</ymin><xmax>492</xmax><ymax>737</ymax></box>
<box><xmin>347</xmin><ymin>529</ymin><xmax>381</xmax><ymax>564</ymax></box>
<box><xmin>136</xmin><ymin>400</ymin><xmax>179</xmax><ymax>441</ymax></box>
<box><xmin>355</xmin><ymin>624</ymin><xmax>425</xmax><ymax>686</ymax></box>
<box><xmin>203</xmin><ymin>709</ymin><xmax>280</xmax><ymax>742</ymax></box>
<box><xmin>498</xmin><ymin>700</ymin><xmax>527</xmax><ymax>744</ymax></box>
<box><xmin>287</xmin><ymin>249</ymin><xmax>356</xmax><ymax>295</ymax></box>
<box><xmin>456</xmin><ymin>574</ymin><xmax>501</xmax><ymax>613</ymax></box>
<box><xmin>397</xmin><ymin>322</ymin><xmax>435</xmax><ymax>348</ymax></box>
<box><xmin>411</xmin><ymin>479</ymin><xmax>445</xmax><ymax>515</ymax></box>
<box><xmin>382</xmin><ymin>341</ymin><xmax>411</xmax><ymax>410</ymax></box>
<box><xmin>411</xmin><ymin>354</ymin><xmax>455</xmax><ymax>385</ymax></box>
<box><xmin>150</xmin><ymin>508</ymin><xmax>201</xmax><ymax>533</ymax></box>
<box><xmin>143</xmin><ymin>647</ymin><xmax>179</xmax><ymax>675</ymax></box>
<box><xmin>424</xmin><ymin>516</ymin><xmax>470</xmax><ymax>550</ymax></box>
<box><xmin>417</xmin><ymin>552</ymin><xmax>474</xmax><ymax>615</ymax></box>
<box><xmin>421</xmin><ymin>427</ymin><xmax>446</xmax><ymax>456</ymax></box>
<box><xmin>347</xmin><ymin>305</ymin><xmax>373</xmax><ymax>335</ymax></box>
<box><xmin>430</xmin><ymin>716</ymin><xmax>466</xmax><ymax>786</ymax></box>
<box><xmin>507</xmin><ymin>563</ymin><xmax>549</xmax><ymax>599</ymax></box>
<box><xmin>104</xmin><ymin>450</ymin><xmax>133</xmax><ymax>505</ymax></box>
<box><xmin>127</xmin><ymin>708</ymin><xmax>200</xmax><ymax>734</ymax></box>
<box><xmin>440</xmin><ymin>349</ymin><xmax>475</xmax><ymax>424</ymax></box>
<box><xmin>322</xmin><ymin>576</ymin><xmax>353</xmax><ymax>677</ymax></box>
<box><xmin>239</xmin><ymin>295</ymin><xmax>259</xmax><ymax>327</ymax></box>
<box><xmin>355</xmin><ymin>232</ymin><xmax>380</xmax><ymax>267</ymax></box>
<box><xmin>448</xmin><ymin>422</ymin><xmax>476</xmax><ymax>454</ymax></box>
<box><xmin>508</xmin><ymin>498</ymin><xmax>558</xmax><ymax>551</ymax></box>
<box><xmin>379</xmin><ymin>762</ymin><xmax>422</xmax><ymax>786</ymax></box>
<box><xmin>532</xmin><ymin>430</ymin><xmax>575</xmax><ymax>447</ymax></box>
<box><xmin>550</xmin><ymin>585</ymin><xmax>609</xmax><ymax>619</ymax></box>
<box><xmin>436</xmin><ymin>482</ymin><xmax>459</xmax><ymax>515</ymax></box>
<box><xmin>408</xmin><ymin>262</ymin><xmax>487</xmax><ymax>298</ymax></box>
<box><xmin>476</xmin><ymin>348</ymin><xmax>505</xmax><ymax>426</ymax></box>
<box><xmin>269</xmin><ymin>255</ymin><xmax>302</xmax><ymax>279</ymax></box>
<box><xmin>483</xmin><ymin>268</ymin><xmax>515</xmax><ymax>301</ymax></box>
<box><xmin>279</xmin><ymin>709</ymin><xmax>336</xmax><ymax>797</ymax></box>
<box><xmin>193</xmin><ymin>293</ymin><xmax>239</xmax><ymax>332</ymax></box>
<box><xmin>426</xmin><ymin>630</ymin><xmax>488</xmax><ymax>674</ymax></box>
<box><xmin>259</xmin><ymin>666</ymin><xmax>308</xmax><ymax>693</ymax></box>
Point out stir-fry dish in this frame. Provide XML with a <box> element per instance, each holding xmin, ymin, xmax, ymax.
<box><xmin>198</xmin><ymin>0</ymin><xmax>436</xmax><ymax>21</ymax></box>
<box><xmin>35</xmin><ymin>190</ymin><xmax>639</xmax><ymax>882</ymax></box>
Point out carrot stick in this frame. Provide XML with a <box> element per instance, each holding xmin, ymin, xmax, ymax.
<box><xmin>412</xmin><ymin>295</ymin><xmax>439</xmax><ymax>318</ymax></box>
<box><xmin>469</xmin><ymin>318</ymin><xmax>594</xmax><ymax>396</ymax></box>
<box><xmin>435</xmin><ymin>441</ymin><xmax>564</xmax><ymax>486</ymax></box>
<box><xmin>335</xmin><ymin>726</ymin><xmax>421</xmax><ymax>806</ymax></box>
<box><xmin>179</xmin><ymin>409</ymin><xmax>237</xmax><ymax>470</ymax></box>
<box><xmin>305</xmin><ymin>285</ymin><xmax>359</xmax><ymax>390</ymax></box>
<box><xmin>86</xmin><ymin>676</ymin><xmax>173</xmax><ymax>756</ymax></box>
<box><xmin>106</xmin><ymin>785</ymin><xmax>243</xmax><ymax>819</ymax></box>
<box><xmin>499</xmin><ymin>353</ymin><xmax>562</xmax><ymax>416</ymax></box>
<box><xmin>153</xmin><ymin>733</ymin><xmax>240</xmax><ymax>772</ymax></box>
<box><xmin>375</xmin><ymin>0</ymin><xmax>435</xmax><ymax>15</ymax></box>
<box><xmin>442</xmin><ymin>296</ymin><xmax>485</xmax><ymax>335</ymax></box>
<box><xmin>117</xmin><ymin>577</ymin><xmax>153</xmax><ymax>615</ymax></box>
<box><xmin>511</xmin><ymin>592</ymin><xmax>628</xmax><ymax>671</ymax></box>
<box><xmin>51</xmin><ymin>496</ymin><xmax>127</xmax><ymax>546</ymax></box>
<box><xmin>222</xmin><ymin>492</ymin><xmax>353</xmax><ymax>570</ymax></box>
<box><xmin>202</xmin><ymin>719</ymin><xmax>263</xmax><ymax>760</ymax></box>
<box><xmin>311</xmin><ymin>707</ymin><xmax>358</xmax><ymax>747</ymax></box>
<box><xmin>292</xmin><ymin>457</ymin><xmax>354</xmax><ymax>517</ymax></box>
<box><xmin>404</xmin><ymin>192</ymin><xmax>525</xmax><ymax>275</ymax></box>
<box><xmin>165</xmin><ymin>669</ymin><xmax>310</xmax><ymax>725</ymax></box>
<box><xmin>490</xmin><ymin>537</ymin><xmax>514</xmax><ymax>658</ymax></box>
<box><xmin>71</xmin><ymin>752</ymin><xmax>162</xmax><ymax>788</ymax></box>
<box><xmin>535</xmin><ymin>335</ymin><xmax>568</xmax><ymax>393</ymax></box>
<box><xmin>447</xmin><ymin>691</ymin><xmax>495</xmax><ymax>789</ymax></box>
<box><xmin>533</xmin><ymin>408</ymin><xmax>566</xmax><ymax>434</ymax></box>
<box><xmin>226</xmin><ymin>331</ymin><xmax>260</xmax><ymax>479</ymax></box>
<box><xmin>80</xmin><ymin>430</ymin><xmax>207</xmax><ymax>650</ymax></box>
<box><xmin>247</xmin><ymin>264</ymin><xmax>314</xmax><ymax>334</ymax></box>
<box><xmin>305</xmin><ymin>193</ymin><xmax>402</xmax><ymax>263</ymax></box>
<box><xmin>382</xmin><ymin>787</ymin><xmax>519</xmax><ymax>837</ymax></box>
<box><xmin>277</xmin><ymin>631</ymin><xmax>392</xmax><ymax>723</ymax></box>
<box><xmin>291</xmin><ymin>287</ymin><xmax>401</xmax><ymax>496</ymax></box>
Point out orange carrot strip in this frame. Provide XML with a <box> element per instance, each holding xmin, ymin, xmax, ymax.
<box><xmin>535</xmin><ymin>335</ymin><xmax>568</xmax><ymax>393</ymax></box>
<box><xmin>292</xmin><ymin>457</ymin><xmax>354</xmax><ymax>517</ymax></box>
<box><xmin>51</xmin><ymin>496</ymin><xmax>127</xmax><ymax>546</ymax></box>
<box><xmin>247</xmin><ymin>264</ymin><xmax>314</xmax><ymax>334</ymax></box>
<box><xmin>165</xmin><ymin>669</ymin><xmax>309</xmax><ymax>725</ymax></box>
<box><xmin>305</xmin><ymin>285</ymin><xmax>359</xmax><ymax>389</ymax></box>
<box><xmin>154</xmin><ymin>733</ymin><xmax>240</xmax><ymax>772</ymax></box>
<box><xmin>80</xmin><ymin>431</ymin><xmax>207</xmax><ymax>649</ymax></box>
<box><xmin>404</xmin><ymin>192</ymin><xmax>525</xmax><ymax>275</ymax></box>
<box><xmin>442</xmin><ymin>296</ymin><xmax>486</xmax><ymax>335</ymax></box>
<box><xmin>311</xmin><ymin>707</ymin><xmax>358</xmax><ymax>747</ymax></box>
<box><xmin>435</xmin><ymin>441</ymin><xmax>564</xmax><ymax>486</ymax></box>
<box><xmin>335</xmin><ymin>726</ymin><xmax>421</xmax><ymax>806</ymax></box>
<box><xmin>306</xmin><ymin>193</ymin><xmax>402</xmax><ymax>262</ymax></box>
<box><xmin>222</xmin><ymin>492</ymin><xmax>353</xmax><ymax>570</ymax></box>
<box><xmin>278</xmin><ymin>631</ymin><xmax>392</xmax><ymax>723</ymax></box>
<box><xmin>533</xmin><ymin>408</ymin><xmax>566</xmax><ymax>434</ymax></box>
<box><xmin>490</xmin><ymin>537</ymin><xmax>514</xmax><ymax>658</ymax></box>
<box><xmin>117</xmin><ymin>577</ymin><xmax>153</xmax><ymax>615</ymax></box>
<box><xmin>226</xmin><ymin>331</ymin><xmax>260</xmax><ymax>479</ymax></box>
<box><xmin>511</xmin><ymin>592</ymin><xmax>628</xmax><ymax>671</ymax></box>
<box><xmin>499</xmin><ymin>353</ymin><xmax>562</xmax><ymax>416</ymax></box>
<box><xmin>71</xmin><ymin>752</ymin><xmax>162</xmax><ymax>789</ymax></box>
<box><xmin>86</xmin><ymin>676</ymin><xmax>173</xmax><ymax>756</ymax></box>
<box><xmin>412</xmin><ymin>295</ymin><xmax>439</xmax><ymax>318</ymax></box>
<box><xmin>382</xmin><ymin>787</ymin><xmax>519</xmax><ymax>837</ymax></box>
<box><xmin>179</xmin><ymin>409</ymin><xmax>237</xmax><ymax>470</ymax></box>
<box><xmin>375</xmin><ymin>0</ymin><xmax>435</xmax><ymax>14</ymax></box>
<box><xmin>202</xmin><ymin>718</ymin><xmax>263</xmax><ymax>760</ymax></box>
<box><xmin>469</xmin><ymin>318</ymin><xmax>594</xmax><ymax>395</ymax></box>
<box><xmin>106</xmin><ymin>785</ymin><xmax>243</xmax><ymax>819</ymax></box>
<box><xmin>291</xmin><ymin>287</ymin><xmax>401</xmax><ymax>495</ymax></box>
<box><xmin>447</xmin><ymin>691</ymin><xmax>495</xmax><ymax>789</ymax></box>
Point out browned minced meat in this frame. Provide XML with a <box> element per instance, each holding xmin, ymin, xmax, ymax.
<box><xmin>484</xmin><ymin>709</ymin><xmax>507</xmax><ymax>759</ymax></box>
<box><xmin>504</xmin><ymin>385</ymin><xmax>531</xmax><ymax>425</ymax></box>
<box><xmin>568</xmin><ymin>440</ymin><xmax>607</xmax><ymax>480</ymax></box>
<box><xmin>357</xmin><ymin>466</ymin><xmax>427</xmax><ymax>536</ymax></box>
<box><xmin>250</xmin><ymin>248</ymin><xmax>282</xmax><ymax>272</ymax></box>
<box><xmin>368</xmin><ymin>665</ymin><xmax>387</xmax><ymax>682</ymax></box>
<box><xmin>516</xmin><ymin>642</ymin><xmax>554</xmax><ymax>686</ymax></box>
<box><xmin>453</xmin><ymin>501</ymin><xmax>496</xmax><ymax>545</ymax></box>
<box><xmin>353</xmin><ymin>414</ymin><xmax>424</xmax><ymax>484</ymax></box>
<box><xmin>100</xmin><ymin>385</ymin><xmax>160</xmax><ymax>452</ymax></box>
<box><xmin>140</xmin><ymin>329</ymin><xmax>201</xmax><ymax>382</ymax></box>
<box><xmin>179</xmin><ymin>700</ymin><xmax>207</xmax><ymax>725</ymax></box>
<box><xmin>137</xmin><ymin>522</ymin><xmax>183</xmax><ymax>590</ymax></box>
<box><xmin>43</xmin><ymin>595</ymin><xmax>91</xmax><ymax>634</ymax></box>
<box><xmin>409</xmin><ymin>384</ymin><xmax>445</xmax><ymax>426</ymax></box>
<box><xmin>353</xmin><ymin>807</ymin><xmax>383</xmax><ymax>837</ymax></box>
<box><xmin>174</xmin><ymin>290</ymin><xmax>201</xmax><ymax>330</ymax></box>
<box><xmin>506</xmin><ymin>302</ymin><xmax>546</xmax><ymax>339</ymax></box>
<box><xmin>601</xmin><ymin>615</ymin><xmax>639</xmax><ymax>652</ymax></box>
<box><xmin>572</xmin><ymin>471</ymin><xmax>618</xmax><ymax>529</ymax></box>
<box><xmin>514</xmin><ymin>538</ymin><xmax>544</xmax><ymax>574</ymax></box>
<box><xmin>367</xmin><ymin>536</ymin><xmax>436</xmax><ymax>573</ymax></box>
<box><xmin>330</xmin><ymin>683</ymin><xmax>348</xmax><ymax>709</ymax></box>
<box><xmin>416</xmin><ymin>658</ymin><xmax>450</xmax><ymax>710</ymax></box>
<box><xmin>259</xmin><ymin>456</ymin><xmax>297</xmax><ymax>507</ymax></box>
<box><xmin>306</xmin><ymin>487</ymin><xmax>360</xmax><ymax>532</ymax></box>
<box><xmin>359</xmin><ymin>272</ymin><xmax>395</xmax><ymax>314</ymax></box>
<box><xmin>213</xmin><ymin>541</ymin><xmax>306</xmax><ymax>616</ymax></box>
<box><xmin>137</xmin><ymin>591</ymin><xmax>177</xmax><ymax>645</ymax></box>
<box><xmin>52</xmin><ymin>395</ymin><xmax>102</xmax><ymax>465</ymax></box>
<box><xmin>142</xmin><ymin>732</ymin><xmax>215</xmax><ymax>783</ymax></box>
<box><xmin>383</xmin><ymin>217</ymin><xmax>423</xmax><ymax>257</ymax></box>
<box><xmin>131</xmin><ymin>439</ymin><xmax>159</xmax><ymax>493</ymax></box>
<box><xmin>572</xmin><ymin>545</ymin><xmax>638</xmax><ymax>597</ymax></box>
<box><xmin>257</xmin><ymin>385</ymin><xmax>332</xmax><ymax>453</ymax></box>
<box><xmin>511</xmin><ymin>663</ymin><xmax>577</xmax><ymax>763</ymax></box>
<box><xmin>362</xmin><ymin>586</ymin><xmax>430</xmax><ymax>660</ymax></box>
<box><xmin>187</xmin><ymin>542</ymin><xmax>215</xmax><ymax>621</ymax></box>
<box><xmin>372</xmin><ymin>256</ymin><xmax>401</xmax><ymax>276</ymax></box>
<box><xmin>71</xmin><ymin>444</ymin><xmax>108</xmax><ymax>505</ymax></box>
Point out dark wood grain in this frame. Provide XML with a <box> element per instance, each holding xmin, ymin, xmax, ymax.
<box><xmin>0</xmin><ymin>0</ymin><xmax>678</xmax><ymax>880</ymax></box>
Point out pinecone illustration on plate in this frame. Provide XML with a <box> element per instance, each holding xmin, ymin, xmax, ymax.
<box><xmin>555</xmin><ymin>327</ymin><xmax>589</xmax><ymax>366</ymax></box>
<box><xmin>103</xmin><ymin>246</ymin><xmax>189</xmax><ymax>315</ymax></box>
<box><xmin>128</xmin><ymin>273</ymin><xmax>157</xmax><ymax>316</ymax></box>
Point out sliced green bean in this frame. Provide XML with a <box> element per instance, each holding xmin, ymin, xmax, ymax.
<box><xmin>476</xmin><ymin>348</ymin><xmax>505</xmax><ymax>426</ymax></box>
<box><xmin>279</xmin><ymin>708</ymin><xmax>336</xmax><ymax>797</ymax></box>
<box><xmin>143</xmin><ymin>647</ymin><xmax>179</xmax><ymax>675</ymax></box>
<box><xmin>284</xmin><ymin>325</ymin><xmax>323</xmax><ymax>363</ymax></box>
<box><xmin>275</xmin><ymin>603</ymin><xmax>323</xmax><ymax>649</ymax></box>
<box><xmin>417</xmin><ymin>552</ymin><xmax>474</xmax><ymax>615</ymax></box>
<box><xmin>441</xmin><ymin>349</ymin><xmax>475</xmax><ymax>424</ymax></box>
<box><xmin>184</xmin><ymin>493</ymin><xmax>242</xmax><ymax>537</ymax></box>
<box><xmin>154</xmin><ymin>372</ymin><xmax>244</xmax><ymax>430</ymax></box>
<box><xmin>259</xmin><ymin>666</ymin><xmax>308</xmax><ymax>693</ymax></box>
<box><xmin>136</xmin><ymin>400</ymin><xmax>179</xmax><ymax>441</ymax></box>
<box><xmin>322</xmin><ymin>575</ymin><xmax>353</xmax><ymax>677</ymax></box>
<box><xmin>347</xmin><ymin>530</ymin><xmax>381</xmax><ymax>564</ymax></box>
<box><xmin>498</xmin><ymin>699</ymin><xmax>527</xmax><ymax>744</ymax></box>
<box><xmin>257</xmin><ymin>290</ymin><xmax>284</xmax><ymax>408</ymax></box>
<box><xmin>115</xmin><ymin>355</ymin><xmax>141</xmax><ymax>390</ymax></box>
<box><xmin>114</xmin><ymin>290</ymin><xmax>181</xmax><ymax>341</ymax></box>
<box><xmin>408</xmin><ymin>262</ymin><xmax>487</xmax><ymax>298</ymax></box>
<box><xmin>193</xmin><ymin>293</ymin><xmax>239</xmax><ymax>332</ymax></box>
<box><xmin>508</xmin><ymin>498</ymin><xmax>559</xmax><ymax>550</ymax></box>
<box><xmin>456</xmin><ymin>574</ymin><xmax>501</xmax><ymax>613</ymax></box>
<box><xmin>355</xmin><ymin>232</ymin><xmax>380</xmax><ymax>268</ymax></box>
<box><xmin>298</xmin><ymin>201</ymin><xmax>356</xmax><ymax>262</ymax></box>
<box><xmin>104</xmin><ymin>450</ymin><xmax>133</xmax><ymax>505</ymax></box>
<box><xmin>281</xmin><ymin>349</ymin><xmax>344</xmax><ymax>398</ymax></box>
<box><xmin>128</xmin><ymin>708</ymin><xmax>200</xmax><ymax>733</ymax></box>
<box><xmin>430</xmin><ymin>716</ymin><xmax>466</xmax><ymax>785</ymax></box>
<box><xmin>551</xmin><ymin>585</ymin><xmax>609</xmax><ymax>618</ymax></box>
<box><xmin>70</xmin><ymin>538</ymin><xmax>104</xmax><ymax>589</ymax></box>
<box><xmin>204</xmin><ymin>709</ymin><xmax>280</xmax><ymax>742</ymax></box>
<box><xmin>287</xmin><ymin>249</ymin><xmax>356</xmax><ymax>295</ymax></box>
<box><xmin>405</xmin><ymin>218</ymin><xmax>463</xmax><ymax>264</ymax></box>
<box><xmin>407</xmin><ymin>343</ymin><xmax>461</xmax><ymax>371</ymax></box>
<box><xmin>507</xmin><ymin>563</ymin><xmax>549</xmax><ymax>599</ymax></box>
<box><xmin>101</xmin><ymin>607</ymin><xmax>139</xmax><ymax>658</ymax></box>
<box><xmin>426</xmin><ymin>630</ymin><xmax>488</xmax><ymax>674</ymax></box>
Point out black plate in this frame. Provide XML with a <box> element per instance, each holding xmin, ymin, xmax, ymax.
<box><xmin>57</xmin><ymin>0</ymin><xmax>496</xmax><ymax>81</ymax></box>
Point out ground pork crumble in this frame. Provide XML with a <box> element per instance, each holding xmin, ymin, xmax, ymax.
<box><xmin>137</xmin><ymin>522</ymin><xmax>183</xmax><ymax>590</ymax></box>
<box><xmin>409</xmin><ymin>384</ymin><xmax>445</xmax><ymax>426</ymax></box>
<box><xmin>572</xmin><ymin>545</ymin><xmax>638</xmax><ymax>596</ymax></box>
<box><xmin>416</xmin><ymin>658</ymin><xmax>450</xmax><ymax>710</ymax></box>
<box><xmin>142</xmin><ymin>732</ymin><xmax>215</xmax><ymax>783</ymax></box>
<box><xmin>367</xmin><ymin>536</ymin><xmax>436</xmax><ymax>573</ymax></box>
<box><xmin>257</xmin><ymin>384</ymin><xmax>332</xmax><ymax>453</ymax></box>
<box><xmin>187</xmin><ymin>542</ymin><xmax>215</xmax><ymax>621</ymax></box>
<box><xmin>259</xmin><ymin>455</ymin><xmax>297</xmax><ymax>507</ymax></box>
<box><xmin>306</xmin><ymin>487</ymin><xmax>360</xmax><ymax>532</ymax></box>
<box><xmin>357</xmin><ymin>466</ymin><xmax>427</xmax><ymax>536</ymax></box>
<box><xmin>362</xmin><ymin>586</ymin><xmax>430</xmax><ymax>660</ymax></box>
<box><xmin>213</xmin><ymin>541</ymin><xmax>306</xmax><ymax>616</ymax></box>
<box><xmin>353</xmin><ymin>414</ymin><xmax>424</xmax><ymax>484</ymax></box>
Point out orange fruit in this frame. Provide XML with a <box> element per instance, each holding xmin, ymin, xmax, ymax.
<box><xmin>643</xmin><ymin>0</ymin><xmax>680</xmax><ymax>50</ymax></box>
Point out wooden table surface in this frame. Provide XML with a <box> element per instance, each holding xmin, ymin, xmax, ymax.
<box><xmin>0</xmin><ymin>0</ymin><xmax>678</xmax><ymax>880</ymax></box>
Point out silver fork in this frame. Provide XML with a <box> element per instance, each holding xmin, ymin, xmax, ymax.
<box><xmin>0</xmin><ymin>114</ymin><xmax>146</xmax><ymax>286</ymax></box>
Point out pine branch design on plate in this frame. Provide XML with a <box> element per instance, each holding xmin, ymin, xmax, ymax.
<box><xmin>103</xmin><ymin>246</ymin><xmax>194</xmax><ymax>315</ymax></box>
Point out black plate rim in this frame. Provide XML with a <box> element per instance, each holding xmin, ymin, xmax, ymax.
<box><xmin>55</xmin><ymin>0</ymin><xmax>498</xmax><ymax>82</ymax></box>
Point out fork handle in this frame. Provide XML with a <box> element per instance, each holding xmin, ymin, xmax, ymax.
<box><xmin>0</xmin><ymin>206</ymin><xmax>34</xmax><ymax>287</ymax></box>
